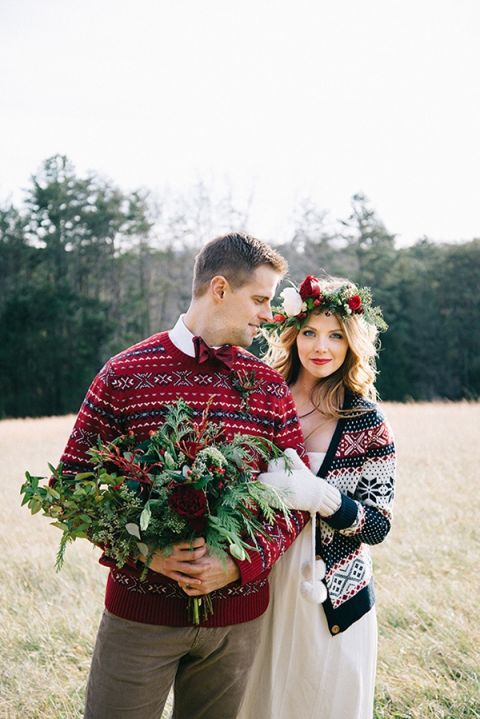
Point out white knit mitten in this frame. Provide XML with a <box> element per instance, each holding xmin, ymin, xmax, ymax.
<box><xmin>258</xmin><ymin>448</ymin><xmax>341</xmax><ymax>517</ymax></box>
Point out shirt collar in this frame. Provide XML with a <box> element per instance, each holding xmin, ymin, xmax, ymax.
<box><xmin>169</xmin><ymin>314</ymin><xmax>197</xmax><ymax>357</ymax></box>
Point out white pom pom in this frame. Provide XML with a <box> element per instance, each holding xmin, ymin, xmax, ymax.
<box><xmin>314</xmin><ymin>558</ymin><xmax>326</xmax><ymax>580</ymax></box>
<box><xmin>301</xmin><ymin>561</ymin><xmax>312</xmax><ymax>580</ymax></box>
<box><xmin>300</xmin><ymin>580</ymin><xmax>327</xmax><ymax>603</ymax></box>
<box><xmin>302</xmin><ymin>558</ymin><xmax>326</xmax><ymax>580</ymax></box>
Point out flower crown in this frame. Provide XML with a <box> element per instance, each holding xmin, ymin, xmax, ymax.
<box><xmin>264</xmin><ymin>275</ymin><xmax>387</xmax><ymax>334</ymax></box>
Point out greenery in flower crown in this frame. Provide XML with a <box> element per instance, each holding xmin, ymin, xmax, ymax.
<box><xmin>263</xmin><ymin>274</ymin><xmax>388</xmax><ymax>335</ymax></box>
<box><xmin>20</xmin><ymin>398</ymin><xmax>292</xmax><ymax>624</ymax></box>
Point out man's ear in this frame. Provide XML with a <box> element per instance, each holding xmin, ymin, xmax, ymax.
<box><xmin>210</xmin><ymin>275</ymin><xmax>229</xmax><ymax>302</ymax></box>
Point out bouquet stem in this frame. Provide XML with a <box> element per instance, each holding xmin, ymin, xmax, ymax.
<box><xmin>189</xmin><ymin>595</ymin><xmax>214</xmax><ymax>625</ymax></box>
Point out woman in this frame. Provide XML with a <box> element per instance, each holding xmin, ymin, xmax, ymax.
<box><xmin>238</xmin><ymin>274</ymin><xmax>396</xmax><ymax>719</ymax></box>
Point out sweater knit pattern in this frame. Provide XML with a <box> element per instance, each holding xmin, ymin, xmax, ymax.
<box><xmin>315</xmin><ymin>392</ymin><xmax>396</xmax><ymax>632</ymax></box>
<box><xmin>59</xmin><ymin>331</ymin><xmax>307</xmax><ymax>627</ymax></box>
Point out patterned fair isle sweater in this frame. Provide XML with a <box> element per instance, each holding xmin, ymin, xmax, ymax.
<box><xmin>59</xmin><ymin>330</ymin><xmax>307</xmax><ymax>627</ymax></box>
<box><xmin>315</xmin><ymin>390</ymin><xmax>396</xmax><ymax>634</ymax></box>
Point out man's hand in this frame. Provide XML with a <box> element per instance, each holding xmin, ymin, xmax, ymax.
<box><xmin>178</xmin><ymin>553</ymin><xmax>241</xmax><ymax>597</ymax></box>
<box><xmin>139</xmin><ymin>538</ymin><xmax>241</xmax><ymax>596</ymax></box>
<box><xmin>139</xmin><ymin>537</ymin><xmax>207</xmax><ymax>588</ymax></box>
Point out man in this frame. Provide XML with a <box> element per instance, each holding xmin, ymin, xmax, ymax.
<box><xmin>60</xmin><ymin>232</ymin><xmax>307</xmax><ymax>718</ymax></box>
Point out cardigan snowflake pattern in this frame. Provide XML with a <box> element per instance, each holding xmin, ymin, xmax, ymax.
<box><xmin>58</xmin><ymin>330</ymin><xmax>307</xmax><ymax>627</ymax></box>
<box><xmin>315</xmin><ymin>391</ymin><xmax>396</xmax><ymax>633</ymax></box>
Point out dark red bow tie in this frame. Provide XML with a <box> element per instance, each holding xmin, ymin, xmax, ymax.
<box><xmin>193</xmin><ymin>336</ymin><xmax>236</xmax><ymax>369</ymax></box>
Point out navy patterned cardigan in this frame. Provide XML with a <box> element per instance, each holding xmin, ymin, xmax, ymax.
<box><xmin>315</xmin><ymin>390</ymin><xmax>396</xmax><ymax>635</ymax></box>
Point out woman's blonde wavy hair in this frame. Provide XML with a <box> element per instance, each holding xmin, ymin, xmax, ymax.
<box><xmin>263</xmin><ymin>276</ymin><xmax>380</xmax><ymax>418</ymax></box>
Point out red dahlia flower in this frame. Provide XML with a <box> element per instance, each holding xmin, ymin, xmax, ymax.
<box><xmin>299</xmin><ymin>275</ymin><xmax>321</xmax><ymax>300</ymax></box>
<box><xmin>168</xmin><ymin>485</ymin><xmax>208</xmax><ymax>532</ymax></box>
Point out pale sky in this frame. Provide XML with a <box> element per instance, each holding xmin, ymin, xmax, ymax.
<box><xmin>1</xmin><ymin>0</ymin><xmax>479</xmax><ymax>246</ymax></box>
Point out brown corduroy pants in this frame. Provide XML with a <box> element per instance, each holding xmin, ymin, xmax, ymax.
<box><xmin>84</xmin><ymin>609</ymin><xmax>264</xmax><ymax>719</ymax></box>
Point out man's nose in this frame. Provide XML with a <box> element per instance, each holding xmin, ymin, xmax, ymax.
<box><xmin>259</xmin><ymin>304</ymin><xmax>273</xmax><ymax>323</ymax></box>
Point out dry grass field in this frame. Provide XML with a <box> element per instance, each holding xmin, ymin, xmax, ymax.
<box><xmin>0</xmin><ymin>404</ymin><xmax>479</xmax><ymax>719</ymax></box>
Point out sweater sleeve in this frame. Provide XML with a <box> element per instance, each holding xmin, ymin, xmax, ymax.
<box><xmin>52</xmin><ymin>360</ymin><xmax>134</xmax><ymax>563</ymax></box>
<box><xmin>233</xmin><ymin>384</ymin><xmax>309</xmax><ymax>585</ymax></box>
<box><xmin>322</xmin><ymin>412</ymin><xmax>396</xmax><ymax>546</ymax></box>
<box><xmin>54</xmin><ymin>360</ymin><xmax>125</xmax><ymax>478</ymax></box>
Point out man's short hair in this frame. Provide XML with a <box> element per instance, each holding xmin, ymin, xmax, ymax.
<box><xmin>192</xmin><ymin>232</ymin><xmax>288</xmax><ymax>297</ymax></box>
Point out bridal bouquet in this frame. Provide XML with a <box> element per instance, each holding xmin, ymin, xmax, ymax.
<box><xmin>21</xmin><ymin>398</ymin><xmax>291</xmax><ymax>623</ymax></box>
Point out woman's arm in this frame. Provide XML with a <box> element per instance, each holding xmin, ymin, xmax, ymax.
<box><xmin>322</xmin><ymin>416</ymin><xmax>396</xmax><ymax>545</ymax></box>
<box><xmin>259</xmin><ymin>413</ymin><xmax>396</xmax><ymax>546</ymax></box>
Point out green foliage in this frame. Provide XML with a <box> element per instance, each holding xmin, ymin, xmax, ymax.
<box><xmin>20</xmin><ymin>399</ymin><xmax>291</xmax><ymax>597</ymax></box>
<box><xmin>0</xmin><ymin>154</ymin><xmax>157</xmax><ymax>417</ymax></box>
<box><xmin>20</xmin><ymin>464</ymin><xmax>145</xmax><ymax>570</ymax></box>
<box><xmin>2</xmin><ymin>160</ymin><xmax>480</xmax><ymax>414</ymax></box>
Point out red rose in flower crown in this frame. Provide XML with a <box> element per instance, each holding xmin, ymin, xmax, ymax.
<box><xmin>299</xmin><ymin>275</ymin><xmax>322</xmax><ymax>300</ymax></box>
<box><xmin>347</xmin><ymin>295</ymin><xmax>363</xmax><ymax>312</ymax></box>
<box><xmin>273</xmin><ymin>313</ymin><xmax>287</xmax><ymax>323</ymax></box>
<box><xmin>168</xmin><ymin>484</ymin><xmax>208</xmax><ymax>531</ymax></box>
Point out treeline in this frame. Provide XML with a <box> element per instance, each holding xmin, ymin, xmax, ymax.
<box><xmin>1</xmin><ymin>155</ymin><xmax>479</xmax><ymax>417</ymax></box>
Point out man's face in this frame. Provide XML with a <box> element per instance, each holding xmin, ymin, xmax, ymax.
<box><xmin>221</xmin><ymin>265</ymin><xmax>279</xmax><ymax>347</ymax></box>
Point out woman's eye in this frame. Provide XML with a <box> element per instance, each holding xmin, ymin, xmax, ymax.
<box><xmin>331</xmin><ymin>333</ymin><xmax>344</xmax><ymax>340</ymax></box>
<box><xmin>302</xmin><ymin>330</ymin><xmax>315</xmax><ymax>337</ymax></box>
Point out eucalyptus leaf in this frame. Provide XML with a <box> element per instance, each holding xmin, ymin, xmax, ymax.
<box><xmin>229</xmin><ymin>543</ymin><xmax>247</xmax><ymax>561</ymax></box>
<box><xmin>164</xmin><ymin>451</ymin><xmax>175</xmax><ymax>468</ymax></box>
<box><xmin>136</xmin><ymin>542</ymin><xmax>149</xmax><ymax>556</ymax></box>
<box><xmin>140</xmin><ymin>503</ymin><xmax>152</xmax><ymax>531</ymax></box>
<box><xmin>125</xmin><ymin>523</ymin><xmax>141</xmax><ymax>539</ymax></box>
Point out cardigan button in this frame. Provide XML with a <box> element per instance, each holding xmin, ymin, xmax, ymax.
<box><xmin>331</xmin><ymin>624</ymin><xmax>341</xmax><ymax>635</ymax></box>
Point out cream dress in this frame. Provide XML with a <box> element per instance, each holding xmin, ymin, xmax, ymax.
<box><xmin>238</xmin><ymin>452</ymin><xmax>377</xmax><ymax>719</ymax></box>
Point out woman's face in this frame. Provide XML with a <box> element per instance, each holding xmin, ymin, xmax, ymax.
<box><xmin>296</xmin><ymin>312</ymin><xmax>349</xmax><ymax>380</ymax></box>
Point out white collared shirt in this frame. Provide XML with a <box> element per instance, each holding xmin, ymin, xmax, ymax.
<box><xmin>168</xmin><ymin>314</ymin><xmax>197</xmax><ymax>357</ymax></box>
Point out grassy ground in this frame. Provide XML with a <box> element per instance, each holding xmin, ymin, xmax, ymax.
<box><xmin>0</xmin><ymin>404</ymin><xmax>479</xmax><ymax>718</ymax></box>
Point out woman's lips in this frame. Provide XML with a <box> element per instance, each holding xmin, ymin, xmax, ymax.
<box><xmin>311</xmin><ymin>358</ymin><xmax>331</xmax><ymax>365</ymax></box>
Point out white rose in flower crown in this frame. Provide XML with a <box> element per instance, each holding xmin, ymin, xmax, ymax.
<box><xmin>280</xmin><ymin>287</ymin><xmax>305</xmax><ymax>317</ymax></box>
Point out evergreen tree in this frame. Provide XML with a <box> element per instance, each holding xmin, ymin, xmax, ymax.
<box><xmin>1</xmin><ymin>160</ymin><xmax>479</xmax><ymax>416</ymax></box>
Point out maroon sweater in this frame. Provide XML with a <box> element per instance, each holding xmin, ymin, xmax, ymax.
<box><xmin>59</xmin><ymin>331</ymin><xmax>307</xmax><ymax>626</ymax></box>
